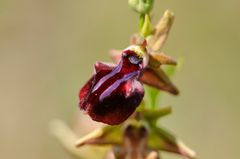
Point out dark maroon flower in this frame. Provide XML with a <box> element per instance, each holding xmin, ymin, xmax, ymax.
<box><xmin>110</xmin><ymin>50</ymin><xmax>179</xmax><ymax>95</ymax></box>
<box><xmin>79</xmin><ymin>45</ymin><xmax>146</xmax><ymax>125</ymax></box>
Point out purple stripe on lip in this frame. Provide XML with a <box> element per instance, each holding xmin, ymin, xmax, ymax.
<box><xmin>92</xmin><ymin>61</ymin><xmax>122</xmax><ymax>93</ymax></box>
<box><xmin>99</xmin><ymin>71</ymin><xmax>140</xmax><ymax>101</ymax></box>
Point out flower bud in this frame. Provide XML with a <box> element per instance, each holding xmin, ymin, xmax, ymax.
<box><xmin>128</xmin><ymin>0</ymin><xmax>154</xmax><ymax>14</ymax></box>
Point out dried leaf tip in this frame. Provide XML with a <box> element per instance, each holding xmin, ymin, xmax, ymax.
<box><xmin>148</xmin><ymin>10</ymin><xmax>175</xmax><ymax>51</ymax></box>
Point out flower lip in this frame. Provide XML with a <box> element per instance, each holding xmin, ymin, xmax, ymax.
<box><xmin>79</xmin><ymin>50</ymin><xmax>145</xmax><ymax>125</ymax></box>
<box><xmin>99</xmin><ymin>70</ymin><xmax>140</xmax><ymax>102</ymax></box>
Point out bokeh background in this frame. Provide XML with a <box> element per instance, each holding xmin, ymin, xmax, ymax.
<box><xmin>1</xmin><ymin>0</ymin><xmax>240</xmax><ymax>159</ymax></box>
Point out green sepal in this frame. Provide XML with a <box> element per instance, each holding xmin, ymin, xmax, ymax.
<box><xmin>75</xmin><ymin>125</ymin><xmax>122</xmax><ymax>147</ymax></box>
<box><xmin>141</xmin><ymin>106</ymin><xmax>172</xmax><ymax>122</ymax></box>
<box><xmin>148</xmin><ymin>125</ymin><xmax>196</xmax><ymax>159</ymax></box>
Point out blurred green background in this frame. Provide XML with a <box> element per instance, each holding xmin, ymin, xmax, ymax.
<box><xmin>0</xmin><ymin>0</ymin><xmax>240</xmax><ymax>159</ymax></box>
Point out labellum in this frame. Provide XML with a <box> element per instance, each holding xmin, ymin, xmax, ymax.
<box><xmin>79</xmin><ymin>45</ymin><xmax>146</xmax><ymax>125</ymax></box>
